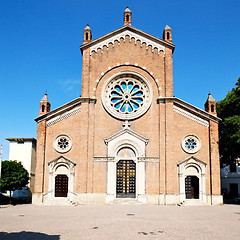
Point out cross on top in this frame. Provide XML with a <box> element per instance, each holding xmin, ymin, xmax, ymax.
<box><xmin>122</xmin><ymin>120</ymin><xmax>131</xmax><ymax>129</ymax></box>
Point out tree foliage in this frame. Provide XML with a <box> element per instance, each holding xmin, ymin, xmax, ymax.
<box><xmin>1</xmin><ymin>160</ymin><xmax>29</xmax><ymax>192</ymax></box>
<box><xmin>216</xmin><ymin>77</ymin><xmax>240</xmax><ymax>166</ymax></box>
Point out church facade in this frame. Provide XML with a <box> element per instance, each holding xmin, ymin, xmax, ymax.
<box><xmin>33</xmin><ymin>8</ymin><xmax>223</xmax><ymax>205</ymax></box>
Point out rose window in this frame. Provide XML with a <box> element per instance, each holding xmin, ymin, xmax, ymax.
<box><xmin>111</xmin><ymin>80</ymin><xmax>144</xmax><ymax>113</ymax></box>
<box><xmin>57</xmin><ymin>137</ymin><xmax>69</xmax><ymax>149</ymax></box>
<box><xmin>102</xmin><ymin>73</ymin><xmax>152</xmax><ymax>120</ymax></box>
<box><xmin>54</xmin><ymin>134</ymin><xmax>72</xmax><ymax>153</ymax></box>
<box><xmin>182</xmin><ymin>135</ymin><xmax>201</xmax><ymax>154</ymax></box>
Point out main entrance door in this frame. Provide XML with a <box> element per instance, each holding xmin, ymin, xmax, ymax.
<box><xmin>185</xmin><ymin>176</ymin><xmax>199</xmax><ymax>199</ymax></box>
<box><xmin>116</xmin><ymin>160</ymin><xmax>136</xmax><ymax>198</ymax></box>
<box><xmin>55</xmin><ymin>174</ymin><xmax>68</xmax><ymax>197</ymax></box>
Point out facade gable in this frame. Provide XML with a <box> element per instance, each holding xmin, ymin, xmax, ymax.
<box><xmin>80</xmin><ymin>25</ymin><xmax>175</xmax><ymax>55</ymax></box>
<box><xmin>89</xmin><ymin>29</ymin><xmax>165</xmax><ymax>56</ymax></box>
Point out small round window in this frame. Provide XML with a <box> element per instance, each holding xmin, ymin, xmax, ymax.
<box><xmin>54</xmin><ymin>134</ymin><xmax>72</xmax><ymax>153</ymax></box>
<box><xmin>181</xmin><ymin>135</ymin><xmax>201</xmax><ymax>154</ymax></box>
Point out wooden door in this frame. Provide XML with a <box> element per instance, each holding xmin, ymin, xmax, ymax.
<box><xmin>185</xmin><ymin>176</ymin><xmax>199</xmax><ymax>199</ymax></box>
<box><xmin>55</xmin><ymin>174</ymin><xmax>68</xmax><ymax>197</ymax></box>
<box><xmin>116</xmin><ymin>160</ymin><xmax>136</xmax><ymax>198</ymax></box>
<box><xmin>185</xmin><ymin>176</ymin><xmax>192</xmax><ymax>199</ymax></box>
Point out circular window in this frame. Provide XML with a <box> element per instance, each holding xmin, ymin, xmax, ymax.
<box><xmin>102</xmin><ymin>72</ymin><xmax>152</xmax><ymax>120</ymax></box>
<box><xmin>54</xmin><ymin>134</ymin><xmax>72</xmax><ymax>153</ymax></box>
<box><xmin>181</xmin><ymin>135</ymin><xmax>201</xmax><ymax>154</ymax></box>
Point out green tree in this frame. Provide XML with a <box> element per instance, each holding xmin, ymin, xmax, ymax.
<box><xmin>216</xmin><ymin>77</ymin><xmax>240</xmax><ymax>167</ymax></box>
<box><xmin>1</xmin><ymin>160</ymin><xmax>29</xmax><ymax>203</ymax></box>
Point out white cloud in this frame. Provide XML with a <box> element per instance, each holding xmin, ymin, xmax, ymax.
<box><xmin>58</xmin><ymin>79</ymin><xmax>81</xmax><ymax>92</ymax></box>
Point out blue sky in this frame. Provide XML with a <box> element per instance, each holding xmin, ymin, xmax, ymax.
<box><xmin>0</xmin><ymin>0</ymin><xmax>240</xmax><ymax>160</ymax></box>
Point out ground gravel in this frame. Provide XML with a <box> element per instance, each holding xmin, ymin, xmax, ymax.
<box><xmin>0</xmin><ymin>204</ymin><xmax>240</xmax><ymax>239</ymax></box>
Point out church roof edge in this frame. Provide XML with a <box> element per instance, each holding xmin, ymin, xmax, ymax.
<box><xmin>6</xmin><ymin>137</ymin><xmax>37</xmax><ymax>142</ymax></box>
<box><xmin>80</xmin><ymin>25</ymin><xmax>175</xmax><ymax>53</ymax></box>
<box><xmin>35</xmin><ymin>97</ymin><xmax>96</xmax><ymax>123</ymax></box>
<box><xmin>157</xmin><ymin>97</ymin><xmax>221</xmax><ymax>123</ymax></box>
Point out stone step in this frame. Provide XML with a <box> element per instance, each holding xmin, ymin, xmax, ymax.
<box><xmin>180</xmin><ymin>200</ymin><xmax>210</xmax><ymax>206</ymax></box>
<box><xmin>112</xmin><ymin>198</ymin><xmax>142</xmax><ymax>205</ymax></box>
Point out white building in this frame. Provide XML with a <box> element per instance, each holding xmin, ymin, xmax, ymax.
<box><xmin>6</xmin><ymin>138</ymin><xmax>36</xmax><ymax>192</ymax></box>
<box><xmin>221</xmin><ymin>159</ymin><xmax>240</xmax><ymax>199</ymax></box>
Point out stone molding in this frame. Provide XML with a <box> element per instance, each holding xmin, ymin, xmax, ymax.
<box><xmin>138</xmin><ymin>157</ymin><xmax>159</xmax><ymax>162</ymax></box>
<box><xmin>174</xmin><ymin>105</ymin><xmax>209</xmax><ymax>127</ymax></box>
<box><xmin>46</xmin><ymin>106</ymin><xmax>81</xmax><ymax>127</ymax></box>
<box><xmin>104</xmin><ymin>128</ymin><xmax>149</xmax><ymax>146</ymax></box>
<box><xmin>48</xmin><ymin>155</ymin><xmax>76</xmax><ymax>169</ymax></box>
<box><xmin>94</xmin><ymin>157</ymin><xmax>114</xmax><ymax>162</ymax></box>
<box><xmin>157</xmin><ymin>97</ymin><xmax>221</xmax><ymax>123</ymax></box>
<box><xmin>177</xmin><ymin>155</ymin><xmax>207</xmax><ymax>167</ymax></box>
<box><xmin>93</xmin><ymin>157</ymin><xmax>158</xmax><ymax>162</ymax></box>
<box><xmin>90</xmin><ymin>30</ymin><xmax>165</xmax><ymax>55</ymax></box>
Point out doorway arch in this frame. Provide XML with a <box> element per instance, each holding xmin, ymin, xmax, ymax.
<box><xmin>48</xmin><ymin>156</ymin><xmax>76</xmax><ymax>202</ymax></box>
<box><xmin>116</xmin><ymin>147</ymin><xmax>136</xmax><ymax>198</ymax></box>
<box><xmin>178</xmin><ymin>156</ymin><xmax>207</xmax><ymax>203</ymax></box>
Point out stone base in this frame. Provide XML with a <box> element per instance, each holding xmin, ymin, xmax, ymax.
<box><xmin>32</xmin><ymin>192</ymin><xmax>223</xmax><ymax>206</ymax></box>
<box><xmin>211</xmin><ymin>195</ymin><xmax>223</xmax><ymax>205</ymax></box>
<box><xmin>32</xmin><ymin>193</ymin><xmax>43</xmax><ymax>205</ymax></box>
<box><xmin>74</xmin><ymin>193</ymin><xmax>106</xmax><ymax>204</ymax></box>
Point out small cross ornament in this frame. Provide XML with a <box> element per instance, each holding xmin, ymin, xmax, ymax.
<box><xmin>122</xmin><ymin>120</ymin><xmax>131</xmax><ymax>129</ymax></box>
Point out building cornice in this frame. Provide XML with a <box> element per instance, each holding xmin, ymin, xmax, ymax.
<box><xmin>157</xmin><ymin>97</ymin><xmax>221</xmax><ymax>123</ymax></box>
<box><xmin>6</xmin><ymin>138</ymin><xmax>36</xmax><ymax>142</ymax></box>
<box><xmin>35</xmin><ymin>97</ymin><xmax>96</xmax><ymax>123</ymax></box>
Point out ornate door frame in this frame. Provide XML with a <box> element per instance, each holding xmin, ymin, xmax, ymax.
<box><xmin>104</xmin><ymin>125</ymin><xmax>148</xmax><ymax>203</ymax></box>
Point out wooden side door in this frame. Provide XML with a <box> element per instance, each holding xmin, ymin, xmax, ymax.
<box><xmin>55</xmin><ymin>174</ymin><xmax>68</xmax><ymax>197</ymax></box>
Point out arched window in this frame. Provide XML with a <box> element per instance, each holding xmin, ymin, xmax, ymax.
<box><xmin>126</xmin><ymin>15</ymin><xmax>129</xmax><ymax>22</ymax></box>
<box><xmin>47</xmin><ymin>103</ymin><xmax>50</xmax><ymax>112</ymax></box>
<box><xmin>211</xmin><ymin>104</ymin><xmax>214</xmax><ymax>112</ymax></box>
<box><xmin>117</xmin><ymin>147</ymin><xmax>136</xmax><ymax>158</ymax></box>
<box><xmin>167</xmin><ymin>32</ymin><xmax>170</xmax><ymax>40</ymax></box>
<box><xmin>42</xmin><ymin>105</ymin><xmax>45</xmax><ymax>112</ymax></box>
<box><xmin>86</xmin><ymin>32</ymin><xmax>89</xmax><ymax>40</ymax></box>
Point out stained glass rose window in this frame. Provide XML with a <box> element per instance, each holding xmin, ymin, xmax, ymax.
<box><xmin>102</xmin><ymin>72</ymin><xmax>152</xmax><ymax>120</ymax></box>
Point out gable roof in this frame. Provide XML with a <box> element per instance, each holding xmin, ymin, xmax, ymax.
<box><xmin>80</xmin><ymin>25</ymin><xmax>175</xmax><ymax>54</ymax></box>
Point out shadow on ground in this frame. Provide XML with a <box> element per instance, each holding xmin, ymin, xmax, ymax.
<box><xmin>0</xmin><ymin>231</ymin><xmax>60</xmax><ymax>240</ymax></box>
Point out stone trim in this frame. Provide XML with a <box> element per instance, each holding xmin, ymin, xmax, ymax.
<box><xmin>94</xmin><ymin>157</ymin><xmax>159</xmax><ymax>162</ymax></box>
<box><xmin>157</xmin><ymin>97</ymin><xmax>221</xmax><ymax>123</ymax></box>
<box><xmin>90</xmin><ymin>30</ymin><xmax>165</xmax><ymax>55</ymax></box>
<box><xmin>35</xmin><ymin>97</ymin><xmax>96</xmax><ymax>123</ymax></box>
<box><xmin>94</xmin><ymin>157</ymin><xmax>114</xmax><ymax>162</ymax></box>
<box><xmin>177</xmin><ymin>156</ymin><xmax>207</xmax><ymax>167</ymax></box>
<box><xmin>174</xmin><ymin>105</ymin><xmax>209</xmax><ymax>127</ymax></box>
<box><xmin>46</xmin><ymin>106</ymin><xmax>81</xmax><ymax>127</ymax></box>
<box><xmin>48</xmin><ymin>155</ymin><xmax>76</xmax><ymax>167</ymax></box>
<box><xmin>138</xmin><ymin>157</ymin><xmax>159</xmax><ymax>162</ymax></box>
<box><xmin>104</xmin><ymin>128</ymin><xmax>149</xmax><ymax>145</ymax></box>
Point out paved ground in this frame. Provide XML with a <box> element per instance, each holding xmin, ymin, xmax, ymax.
<box><xmin>0</xmin><ymin>204</ymin><xmax>240</xmax><ymax>240</ymax></box>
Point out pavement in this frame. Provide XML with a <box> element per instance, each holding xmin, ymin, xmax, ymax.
<box><xmin>0</xmin><ymin>204</ymin><xmax>240</xmax><ymax>240</ymax></box>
